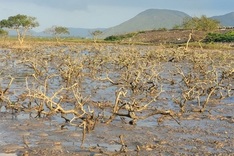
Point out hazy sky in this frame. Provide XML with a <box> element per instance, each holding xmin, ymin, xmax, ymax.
<box><xmin>0</xmin><ymin>0</ymin><xmax>233</xmax><ymax>31</ymax></box>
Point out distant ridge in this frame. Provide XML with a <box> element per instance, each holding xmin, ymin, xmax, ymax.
<box><xmin>33</xmin><ymin>27</ymin><xmax>106</xmax><ymax>38</ymax></box>
<box><xmin>100</xmin><ymin>9</ymin><xmax>190</xmax><ymax>38</ymax></box>
<box><xmin>5</xmin><ymin>9</ymin><xmax>234</xmax><ymax>38</ymax></box>
<box><xmin>6</xmin><ymin>27</ymin><xmax>106</xmax><ymax>38</ymax></box>
<box><xmin>66</xmin><ymin>27</ymin><xmax>106</xmax><ymax>38</ymax></box>
<box><xmin>211</xmin><ymin>12</ymin><xmax>234</xmax><ymax>27</ymax></box>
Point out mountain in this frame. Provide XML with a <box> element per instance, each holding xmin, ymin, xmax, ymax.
<box><xmin>211</xmin><ymin>12</ymin><xmax>234</xmax><ymax>27</ymax></box>
<box><xmin>100</xmin><ymin>9</ymin><xmax>190</xmax><ymax>38</ymax></box>
<box><xmin>5</xmin><ymin>9</ymin><xmax>234</xmax><ymax>39</ymax></box>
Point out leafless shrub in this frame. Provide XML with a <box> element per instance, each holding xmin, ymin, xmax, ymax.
<box><xmin>0</xmin><ymin>43</ymin><xmax>233</xmax><ymax>150</ymax></box>
<box><xmin>170</xmin><ymin>50</ymin><xmax>233</xmax><ymax>113</ymax></box>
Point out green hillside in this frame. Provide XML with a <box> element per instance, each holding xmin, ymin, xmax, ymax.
<box><xmin>211</xmin><ymin>12</ymin><xmax>234</xmax><ymax>27</ymax></box>
<box><xmin>100</xmin><ymin>9</ymin><xmax>190</xmax><ymax>38</ymax></box>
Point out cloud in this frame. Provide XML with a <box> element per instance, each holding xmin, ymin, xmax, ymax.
<box><xmin>0</xmin><ymin>0</ymin><xmax>169</xmax><ymax>11</ymax></box>
<box><xmin>0</xmin><ymin>0</ymin><xmax>89</xmax><ymax>11</ymax></box>
<box><xmin>1</xmin><ymin>0</ymin><xmax>233</xmax><ymax>14</ymax></box>
<box><xmin>34</xmin><ymin>0</ymin><xmax>89</xmax><ymax>11</ymax></box>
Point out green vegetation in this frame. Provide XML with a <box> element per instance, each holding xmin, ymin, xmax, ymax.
<box><xmin>44</xmin><ymin>26</ymin><xmax>70</xmax><ymax>43</ymax></box>
<box><xmin>0</xmin><ymin>12</ymin><xmax>233</xmax><ymax>47</ymax></box>
<box><xmin>102</xmin><ymin>9</ymin><xmax>190</xmax><ymax>38</ymax></box>
<box><xmin>205</xmin><ymin>31</ymin><xmax>234</xmax><ymax>42</ymax></box>
<box><xmin>0</xmin><ymin>14</ymin><xmax>39</xmax><ymax>45</ymax></box>
<box><xmin>157</xmin><ymin>27</ymin><xmax>167</xmax><ymax>31</ymax></box>
<box><xmin>181</xmin><ymin>15</ymin><xmax>220</xmax><ymax>31</ymax></box>
<box><xmin>0</xmin><ymin>28</ymin><xmax>8</xmax><ymax>43</ymax></box>
<box><xmin>104</xmin><ymin>32</ymin><xmax>137</xmax><ymax>41</ymax></box>
<box><xmin>0</xmin><ymin>28</ymin><xmax>8</xmax><ymax>35</ymax></box>
<box><xmin>91</xmin><ymin>30</ymin><xmax>102</xmax><ymax>43</ymax></box>
<box><xmin>178</xmin><ymin>15</ymin><xmax>220</xmax><ymax>50</ymax></box>
<box><xmin>0</xmin><ymin>28</ymin><xmax>8</xmax><ymax>38</ymax></box>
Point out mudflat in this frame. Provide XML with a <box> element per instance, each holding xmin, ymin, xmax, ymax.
<box><xmin>0</xmin><ymin>43</ymin><xmax>233</xmax><ymax>155</ymax></box>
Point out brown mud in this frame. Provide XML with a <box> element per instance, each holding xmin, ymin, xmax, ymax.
<box><xmin>0</xmin><ymin>44</ymin><xmax>233</xmax><ymax>155</ymax></box>
<box><xmin>0</xmin><ymin>99</ymin><xmax>233</xmax><ymax>155</ymax></box>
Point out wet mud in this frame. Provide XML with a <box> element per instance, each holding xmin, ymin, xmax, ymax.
<box><xmin>0</xmin><ymin>45</ymin><xmax>233</xmax><ymax>155</ymax></box>
<box><xmin>0</xmin><ymin>99</ymin><xmax>233</xmax><ymax>155</ymax></box>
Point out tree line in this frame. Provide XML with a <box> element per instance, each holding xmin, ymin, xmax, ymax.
<box><xmin>0</xmin><ymin>14</ymin><xmax>103</xmax><ymax>45</ymax></box>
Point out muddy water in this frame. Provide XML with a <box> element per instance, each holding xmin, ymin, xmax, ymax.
<box><xmin>0</xmin><ymin>99</ymin><xmax>233</xmax><ymax>155</ymax></box>
<box><xmin>0</xmin><ymin>46</ymin><xmax>233</xmax><ymax>155</ymax></box>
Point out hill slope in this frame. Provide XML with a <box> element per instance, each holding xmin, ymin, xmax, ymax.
<box><xmin>100</xmin><ymin>9</ymin><xmax>190</xmax><ymax>38</ymax></box>
<box><xmin>211</xmin><ymin>12</ymin><xmax>234</xmax><ymax>27</ymax></box>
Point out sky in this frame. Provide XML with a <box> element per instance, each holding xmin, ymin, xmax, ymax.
<box><xmin>0</xmin><ymin>0</ymin><xmax>233</xmax><ymax>31</ymax></box>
